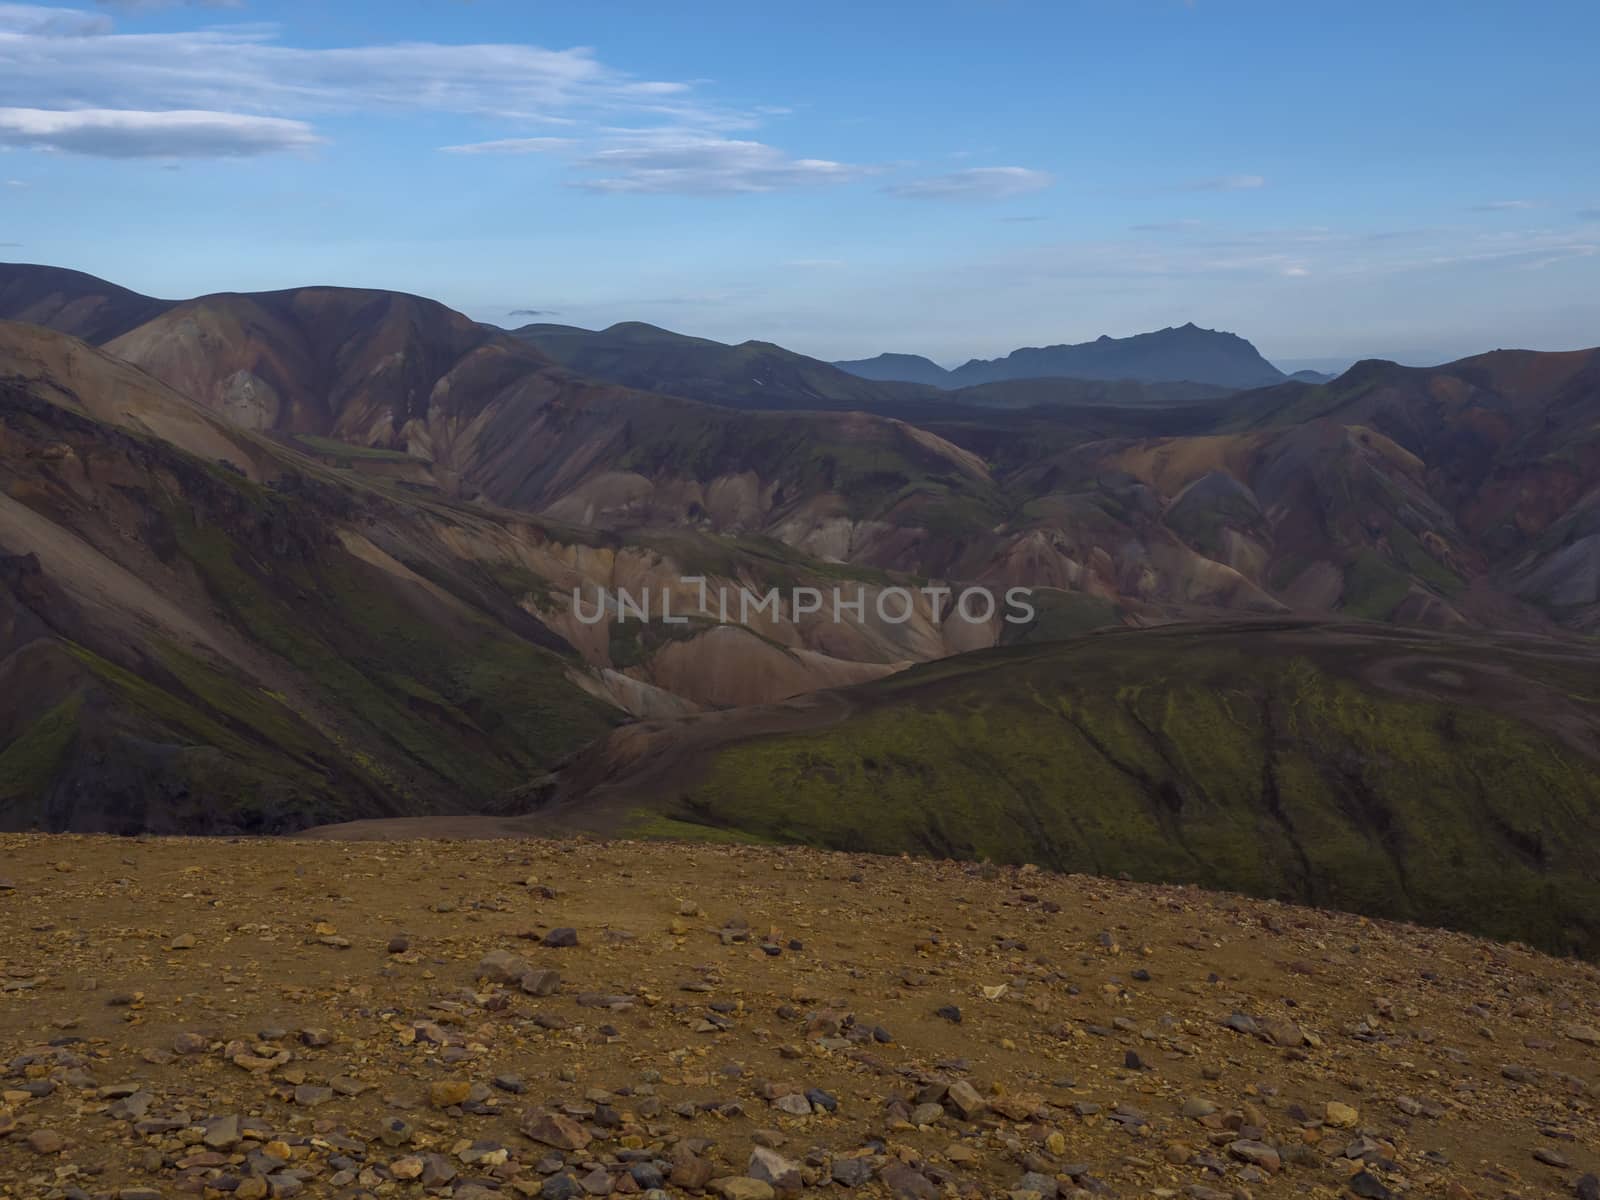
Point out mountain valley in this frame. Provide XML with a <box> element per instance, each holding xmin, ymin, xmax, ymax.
<box><xmin>3</xmin><ymin>261</ymin><xmax>1599</xmax><ymax>959</ymax></box>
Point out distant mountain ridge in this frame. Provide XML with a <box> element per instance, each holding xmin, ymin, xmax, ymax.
<box><xmin>5</xmin><ymin>262</ymin><xmax>1599</xmax><ymax>644</ymax></box>
<box><xmin>511</xmin><ymin>319</ymin><xmax>929</xmax><ymax>412</ymax></box>
<box><xmin>517</xmin><ymin>319</ymin><xmax>1238</xmax><ymax>415</ymax></box>
<box><xmin>831</xmin><ymin>352</ymin><xmax>952</xmax><ymax>388</ymax></box>
<box><xmin>835</xmin><ymin>323</ymin><xmax>1288</xmax><ymax>390</ymax></box>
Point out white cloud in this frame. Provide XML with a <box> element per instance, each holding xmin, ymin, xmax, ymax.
<box><xmin>570</xmin><ymin>131</ymin><xmax>867</xmax><ymax>195</ymax></box>
<box><xmin>0</xmin><ymin>6</ymin><xmax>732</xmax><ymax>128</ymax></box>
<box><xmin>441</xmin><ymin>130</ymin><xmax>872</xmax><ymax>196</ymax></box>
<box><xmin>1181</xmin><ymin>174</ymin><xmax>1266</xmax><ymax>191</ymax></box>
<box><xmin>1472</xmin><ymin>199</ymin><xmax>1539</xmax><ymax>211</ymax></box>
<box><xmin>0</xmin><ymin>107</ymin><xmax>320</xmax><ymax>157</ymax></box>
<box><xmin>0</xmin><ymin>2</ymin><xmax>111</xmax><ymax>34</ymax></box>
<box><xmin>440</xmin><ymin>137</ymin><xmax>574</xmax><ymax>156</ymax></box>
<box><xmin>0</xmin><ymin>4</ymin><xmax>828</xmax><ymax>170</ymax></box>
<box><xmin>886</xmin><ymin>166</ymin><xmax>1052</xmax><ymax>201</ymax></box>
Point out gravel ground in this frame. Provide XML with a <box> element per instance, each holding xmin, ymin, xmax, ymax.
<box><xmin>1</xmin><ymin>834</ymin><xmax>1597</xmax><ymax>1200</ymax></box>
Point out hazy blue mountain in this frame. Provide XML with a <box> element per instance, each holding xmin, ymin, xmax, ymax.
<box><xmin>832</xmin><ymin>352</ymin><xmax>953</xmax><ymax>387</ymax></box>
<box><xmin>947</xmin><ymin>323</ymin><xmax>1287</xmax><ymax>389</ymax></box>
<box><xmin>835</xmin><ymin>323</ymin><xmax>1288</xmax><ymax>390</ymax></box>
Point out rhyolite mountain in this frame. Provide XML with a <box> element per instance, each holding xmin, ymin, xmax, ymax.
<box><xmin>7</xmin><ymin>264</ymin><xmax>1600</xmax><ymax>959</ymax></box>
<box><xmin>0</xmin><ymin>320</ymin><xmax>1022</xmax><ymax>832</ymax></box>
<box><xmin>837</xmin><ymin>323</ymin><xmax>1289</xmax><ymax>390</ymax></box>
<box><xmin>3</xmin><ymin>263</ymin><xmax>1597</xmax><ymax>636</ymax></box>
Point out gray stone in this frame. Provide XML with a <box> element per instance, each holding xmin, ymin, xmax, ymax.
<box><xmin>831</xmin><ymin>1156</ymin><xmax>874</xmax><ymax>1187</ymax></box>
<box><xmin>476</xmin><ymin>949</ymin><xmax>530</xmax><ymax>984</ymax></box>
<box><xmin>748</xmin><ymin>1147</ymin><xmax>801</xmax><ymax>1190</ymax></box>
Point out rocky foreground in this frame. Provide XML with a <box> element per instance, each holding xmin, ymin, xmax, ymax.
<box><xmin>0</xmin><ymin>837</ymin><xmax>1597</xmax><ymax>1200</ymax></box>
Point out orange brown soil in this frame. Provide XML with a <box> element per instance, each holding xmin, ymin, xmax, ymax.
<box><xmin>1</xmin><ymin>835</ymin><xmax>1598</xmax><ymax>1199</ymax></box>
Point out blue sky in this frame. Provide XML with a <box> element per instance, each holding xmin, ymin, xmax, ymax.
<box><xmin>1</xmin><ymin>0</ymin><xmax>1597</xmax><ymax>369</ymax></box>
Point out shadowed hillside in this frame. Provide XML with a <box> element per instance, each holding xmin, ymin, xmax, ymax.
<box><xmin>514</xmin><ymin>320</ymin><xmax>935</xmax><ymax>412</ymax></box>
<box><xmin>533</xmin><ymin>621</ymin><xmax>1600</xmax><ymax>957</ymax></box>
<box><xmin>2</xmin><ymin>322</ymin><xmax>1068</xmax><ymax>831</ymax></box>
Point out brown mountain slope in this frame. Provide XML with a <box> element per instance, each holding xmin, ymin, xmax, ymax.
<box><xmin>103</xmin><ymin>285</ymin><xmax>536</xmax><ymax>440</ymax></box>
<box><xmin>4</xmin><ymin>264</ymin><xmax>1596</xmax><ymax>633</ymax></box>
<box><xmin>0</xmin><ymin>323</ymin><xmax>624</xmax><ymax>832</ymax></box>
<box><xmin>0</xmin><ymin>261</ymin><xmax>173</xmax><ymax>344</ymax></box>
<box><xmin>2</xmin><ymin>323</ymin><xmax>1057</xmax><ymax>832</ymax></box>
<box><xmin>0</xmin><ymin>268</ymin><xmax>1008</xmax><ymax>581</ymax></box>
<box><xmin>91</xmin><ymin>285</ymin><xmax>1509</xmax><ymax>627</ymax></box>
<box><xmin>1221</xmin><ymin>351</ymin><xmax>1600</xmax><ymax>626</ymax></box>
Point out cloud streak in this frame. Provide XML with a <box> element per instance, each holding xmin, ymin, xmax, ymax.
<box><xmin>886</xmin><ymin>166</ymin><xmax>1052</xmax><ymax>201</ymax></box>
<box><xmin>440</xmin><ymin>137</ymin><xmax>574</xmax><ymax>156</ymax></box>
<box><xmin>0</xmin><ymin>5</ymin><xmax>733</xmax><ymax>129</ymax></box>
<box><xmin>0</xmin><ymin>107</ymin><xmax>320</xmax><ymax>157</ymax></box>
<box><xmin>569</xmin><ymin>131</ymin><xmax>868</xmax><ymax>195</ymax></box>
<box><xmin>0</xmin><ymin>2</ymin><xmax>111</xmax><ymax>34</ymax></box>
<box><xmin>2</xmin><ymin>3</ymin><xmax>870</xmax><ymax>185</ymax></box>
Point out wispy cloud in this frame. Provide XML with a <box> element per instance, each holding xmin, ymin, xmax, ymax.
<box><xmin>0</xmin><ymin>3</ymin><xmax>876</xmax><ymax>187</ymax></box>
<box><xmin>0</xmin><ymin>3</ymin><xmax>747</xmax><ymax>161</ymax></box>
<box><xmin>0</xmin><ymin>107</ymin><xmax>319</xmax><ymax>157</ymax></box>
<box><xmin>440</xmin><ymin>137</ymin><xmax>574</xmax><ymax>156</ymax></box>
<box><xmin>1130</xmin><ymin>218</ymin><xmax>1206</xmax><ymax>233</ymax></box>
<box><xmin>1180</xmin><ymin>174</ymin><xmax>1266</xmax><ymax>191</ymax></box>
<box><xmin>508</xmin><ymin>307</ymin><xmax>559</xmax><ymax>317</ymax></box>
<box><xmin>570</xmin><ymin>131</ymin><xmax>868</xmax><ymax>195</ymax></box>
<box><xmin>886</xmin><ymin>166</ymin><xmax>1052</xmax><ymax>201</ymax></box>
<box><xmin>1472</xmin><ymin>199</ymin><xmax>1540</xmax><ymax>211</ymax></box>
<box><xmin>0</xmin><ymin>2</ymin><xmax>111</xmax><ymax>34</ymax></box>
